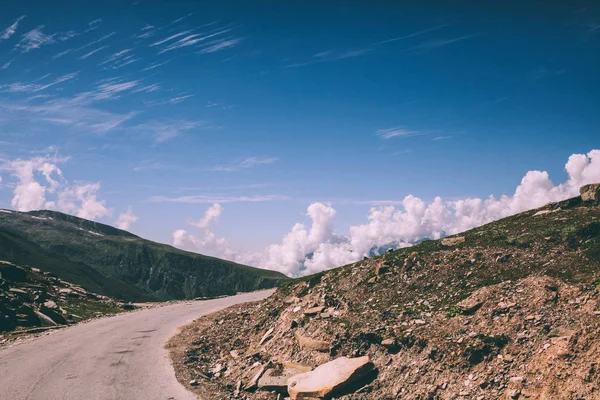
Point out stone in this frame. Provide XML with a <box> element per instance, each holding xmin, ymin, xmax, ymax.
<box><xmin>211</xmin><ymin>363</ymin><xmax>225</xmax><ymax>374</ymax></box>
<box><xmin>456</xmin><ymin>297</ymin><xmax>484</xmax><ymax>315</ymax></box>
<box><xmin>246</xmin><ymin>364</ymin><xmax>268</xmax><ymax>391</ymax></box>
<box><xmin>0</xmin><ymin>264</ymin><xmax>28</xmax><ymax>282</ymax></box>
<box><xmin>303</xmin><ymin>306</ymin><xmax>324</xmax><ymax>316</ymax></box>
<box><xmin>295</xmin><ymin>332</ymin><xmax>329</xmax><ymax>352</ymax></box>
<box><xmin>259</xmin><ymin>327</ymin><xmax>274</xmax><ymax>345</ymax></box>
<box><xmin>287</xmin><ymin>356</ymin><xmax>374</xmax><ymax>400</ymax></box>
<box><xmin>34</xmin><ymin>310</ymin><xmax>57</xmax><ymax>326</ymax></box>
<box><xmin>258</xmin><ymin>363</ymin><xmax>312</xmax><ymax>393</ymax></box>
<box><xmin>43</xmin><ymin>300</ymin><xmax>59</xmax><ymax>310</ymax></box>
<box><xmin>38</xmin><ymin>307</ymin><xmax>67</xmax><ymax>325</ymax></box>
<box><xmin>580</xmin><ymin>183</ymin><xmax>600</xmax><ymax>202</ymax></box>
<box><xmin>375</xmin><ymin>264</ymin><xmax>389</xmax><ymax>275</ymax></box>
<box><xmin>441</xmin><ymin>236</ymin><xmax>465</xmax><ymax>246</ymax></box>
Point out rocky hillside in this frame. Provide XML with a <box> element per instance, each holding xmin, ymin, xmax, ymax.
<box><xmin>168</xmin><ymin>184</ymin><xmax>600</xmax><ymax>400</ymax></box>
<box><xmin>0</xmin><ymin>260</ymin><xmax>126</xmax><ymax>338</ymax></box>
<box><xmin>0</xmin><ymin>210</ymin><xmax>288</xmax><ymax>302</ymax></box>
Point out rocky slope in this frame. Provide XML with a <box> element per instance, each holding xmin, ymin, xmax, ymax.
<box><xmin>0</xmin><ymin>260</ymin><xmax>126</xmax><ymax>338</ymax></box>
<box><xmin>169</xmin><ymin>184</ymin><xmax>600</xmax><ymax>400</ymax></box>
<box><xmin>0</xmin><ymin>209</ymin><xmax>288</xmax><ymax>302</ymax></box>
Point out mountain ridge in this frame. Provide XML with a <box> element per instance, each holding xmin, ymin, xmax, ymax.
<box><xmin>0</xmin><ymin>209</ymin><xmax>288</xmax><ymax>302</ymax></box>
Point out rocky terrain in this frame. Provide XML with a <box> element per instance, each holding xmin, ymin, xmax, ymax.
<box><xmin>0</xmin><ymin>260</ymin><xmax>128</xmax><ymax>341</ymax></box>
<box><xmin>169</xmin><ymin>184</ymin><xmax>600</xmax><ymax>400</ymax></box>
<box><xmin>0</xmin><ymin>209</ymin><xmax>288</xmax><ymax>302</ymax></box>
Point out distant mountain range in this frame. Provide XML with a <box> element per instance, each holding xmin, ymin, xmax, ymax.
<box><xmin>0</xmin><ymin>209</ymin><xmax>288</xmax><ymax>302</ymax></box>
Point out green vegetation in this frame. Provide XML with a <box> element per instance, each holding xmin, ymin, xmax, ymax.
<box><xmin>0</xmin><ymin>210</ymin><xmax>288</xmax><ymax>302</ymax></box>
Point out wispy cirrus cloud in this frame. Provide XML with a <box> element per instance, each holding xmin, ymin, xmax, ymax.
<box><xmin>99</xmin><ymin>48</ymin><xmax>139</xmax><ymax>69</ymax></box>
<box><xmin>16</xmin><ymin>26</ymin><xmax>56</xmax><ymax>52</ymax></box>
<box><xmin>210</xmin><ymin>157</ymin><xmax>278</xmax><ymax>172</ymax></box>
<box><xmin>141</xmin><ymin>59</ymin><xmax>170</xmax><ymax>72</ymax></box>
<box><xmin>0</xmin><ymin>15</ymin><xmax>26</xmax><ymax>40</ymax></box>
<box><xmin>79</xmin><ymin>45</ymin><xmax>109</xmax><ymax>59</ymax></box>
<box><xmin>0</xmin><ymin>72</ymin><xmax>79</xmax><ymax>93</ymax></box>
<box><xmin>376</xmin><ymin>128</ymin><xmax>426</xmax><ymax>139</ymax></box>
<box><xmin>286</xmin><ymin>24</ymin><xmax>454</xmax><ymax>68</ymax></box>
<box><xmin>15</xmin><ymin>25</ymin><xmax>76</xmax><ymax>52</ymax></box>
<box><xmin>198</xmin><ymin>37</ymin><xmax>243</xmax><ymax>54</ymax></box>
<box><xmin>0</xmin><ymin>95</ymin><xmax>138</xmax><ymax>135</ymax></box>
<box><xmin>408</xmin><ymin>33</ymin><xmax>482</xmax><ymax>52</ymax></box>
<box><xmin>147</xmin><ymin>194</ymin><xmax>289</xmax><ymax>204</ymax></box>
<box><xmin>131</xmin><ymin>119</ymin><xmax>202</xmax><ymax>143</ymax></box>
<box><xmin>1</xmin><ymin>60</ymin><xmax>13</xmax><ymax>70</ymax></box>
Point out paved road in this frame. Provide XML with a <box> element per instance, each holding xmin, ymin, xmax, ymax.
<box><xmin>0</xmin><ymin>290</ymin><xmax>274</xmax><ymax>400</ymax></box>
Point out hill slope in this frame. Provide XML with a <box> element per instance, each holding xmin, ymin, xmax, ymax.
<box><xmin>168</xmin><ymin>185</ymin><xmax>600</xmax><ymax>400</ymax></box>
<box><xmin>0</xmin><ymin>210</ymin><xmax>287</xmax><ymax>302</ymax></box>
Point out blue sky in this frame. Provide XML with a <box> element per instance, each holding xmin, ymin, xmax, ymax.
<box><xmin>0</xmin><ymin>1</ymin><xmax>599</xmax><ymax>275</ymax></box>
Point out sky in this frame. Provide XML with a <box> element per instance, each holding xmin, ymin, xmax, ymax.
<box><xmin>0</xmin><ymin>1</ymin><xmax>599</xmax><ymax>277</ymax></box>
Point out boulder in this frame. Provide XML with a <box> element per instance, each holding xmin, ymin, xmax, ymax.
<box><xmin>0</xmin><ymin>264</ymin><xmax>28</xmax><ymax>282</ymax></box>
<box><xmin>43</xmin><ymin>300</ymin><xmax>59</xmax><ymax>310</ymax></box>
<box><xmin>287</xmin><ymin>356</ymin><xmax>374</xmax><ymax>399</ymax></box>
<box><xmin>295</xmin><ymin>332</ymin><xmax>329</xmax><ymax>352</ymax></box>
<box><xmin>258</xmin><ymin>363</ymin><xmax>312</xmax><ymax>393</ymax></box>
<box><xmin>259</xmin><ymin>327</ymin><xmax>274</xmax><ymax>345</ymax></box>
<box><xmin>441</xmin><ymin>236</ymin><xmax>465</xmax><ymax>246</ymax></box>
<box><xmin>303</xmin><ymin>306</ymin><xmax>324</xmax><ymax>316</ymax></box>
<box><xmin>580</xmin><ymin>183</ymin><xmax>600</xmax><ymax>202</ymax></box>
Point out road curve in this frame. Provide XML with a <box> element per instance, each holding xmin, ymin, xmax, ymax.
<box><xmin>0</xmin><ymin>290</ymin><xmax>274</xmax><ymax>400</ymax></box>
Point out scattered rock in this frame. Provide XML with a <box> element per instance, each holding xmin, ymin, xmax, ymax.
<box><xmin>580</xmin><ymin>183</ymin><xmax>600</xmax><ymax>202</ymax></box>
<box><xmin>287</xmin><ymin>356</ymin><xmax>374</xmax><ymax>399</ymax></box>
<box><xmin>303</xmin><ymin>306</ymin><xmax>324</xmax><ymax>316</ymax></box>
<box><xmin>295</xmin><ymin>332</ymin><xmax>329</xmax><ymax>352</ymax></box>
<box><xmin>441</xmin><ymin>236</ymin><xmax>465</xmax><ymax>246</ymax></box>
<box><xmin>258</xmin><ymin>363</ymin><xmax>312</xmax><ymax>393</ymax></box>
<box><xmin>259</xmin><ymin>328</ymin><xmax>274</xmax><ymax>345</ymax></box>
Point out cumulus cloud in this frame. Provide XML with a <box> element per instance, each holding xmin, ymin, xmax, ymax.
<box><xmin>115</xmin><ymin>207</ymin><xmax>138</xmax><ymax>230</ymax></box>
<box><xmin>6</xmin><ymin>156</ymin><xmax>66</xmax><ymax>211</ymax></box>
<box><xmin>2</xmin><ymin>155</ymin><xmax>111</xmax><ymax>220</ymax></box>
<box><xmin>172</xmin><ymin>149</ymin><xmax>600</xmax><ymax>277</ymax></box>
<box><xmin>172</xmin><ymin>203</ymin><xmax>233</xmax><ymax>259</ymax></box>
<box><xmin>189</xmin><ymin>203</ymin><xmax>222</xmax><ymax>228</ymax></box>
<box><xmin>55</xmin><ymin>183</ymin><xmax>110</xmax><ymax>220</ymax></box>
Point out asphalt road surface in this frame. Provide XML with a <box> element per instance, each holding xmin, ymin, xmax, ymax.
<box><xmin>0</xmin><ymin>290</ymin><xmax>274</xmax><ymax>400</ymax></box>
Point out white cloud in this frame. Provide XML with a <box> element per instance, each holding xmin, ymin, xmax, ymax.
<box><xmin>132</xmin><ymin>119</ymin><xmax>201</xmax><ymax>143</ymax></box>
<box><xmin>79</xmin><ymin>45</ymin><xmax>109</xmax><ymax>59</ymax></box>
<box><xmin>16</xmin><ymin>26</ymin><xmax>61</xmax><ymax>52</ymax></box>
<box><xmin>157</xmin><ymin>29</ymin><xmax>233</xmax><ymax>54</ymax></box>
<box><xmin>211</xmin><ymin>157</ymin><xmax>278</xmax><ymax>172</ymax></box>
<box><xmin>2</xmin><ymin>155</ymin><xmax>112</xmax><ymax>220</ymax></box>
<box><xmin>55</xmin><ymin>183</ymin><xmax>110</xmax><ymax>220</ymax></box>
<box><xmin>198</xmin><ymin>37</ymin><xmax>242</xmax><ymax>54</ymax></box>
<box><xmin>5</xmin><ymin>156</ymin><xmax>66</xmax><ymax>211</ymax></box>
<box><xmin>172</xmin><ymin>203</ymin><xmax>233</xmax><ymax>259</ymax></box>
<box><xmin>0</xmin><ymin>72</ymin><xmax>78</xmax><ymax>93</ymax></box>
<box><xmin>172</xmin><ymin>149</ymin><xmax>600</xmax><ymax>277</ymax></box>
<box><xmin>376</xmin><ymin>128</ymin><xmax>425</xmax><ymax>139</ymax></box>
<box><xmin>189</xmin><ymin>203</ymin><xmax>222</xmax><ymax>228</ymax></box>
<box><xmin>115</xmin><ymin>207</ymin><xmax>138</xmax><ymax>230</ymax></box>
<box><xmin>150</xmin><ymin>194</ymin><xmax>289</xmax><ymax>204</ymax></box>
<box><xmin>0</xmin><ymin>16</ymin><xmax>26</xmax><ymax>40</ymax></box>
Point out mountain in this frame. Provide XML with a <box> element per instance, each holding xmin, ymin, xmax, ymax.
<box><xmin>168</xmin><ymin>184</ymin><xmax>600</xmax><ymax>400</ymax></box>
<box><xmin>0</xmin><ymin>209</ymin><xmax>288</xmax><ymax>302</ymax></box>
